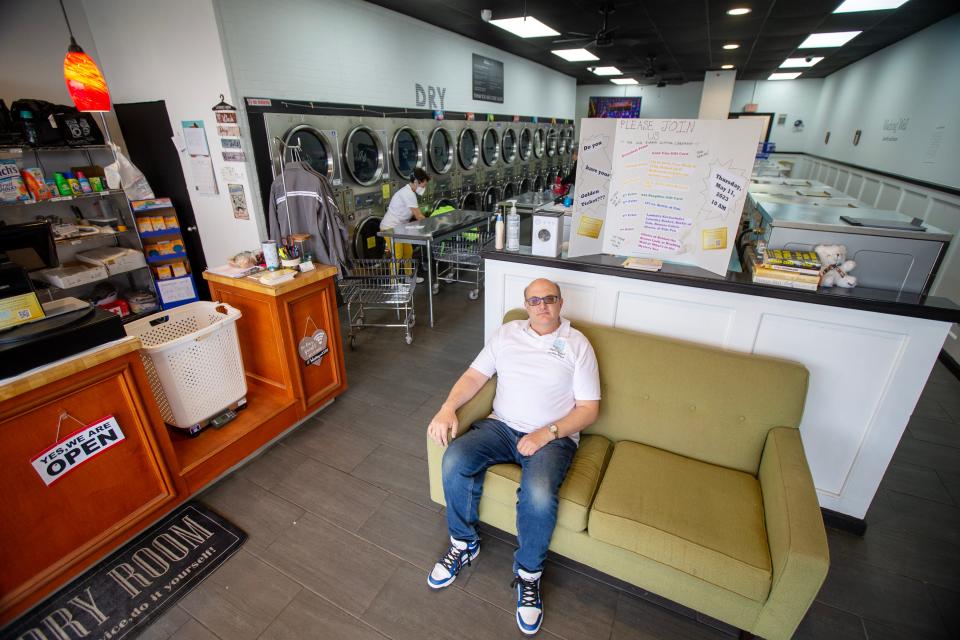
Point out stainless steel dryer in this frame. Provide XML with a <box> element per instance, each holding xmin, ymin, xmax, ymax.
<box><xmin>390</xmin><ymin>121</ymin><xmax>425</xmax><ymax>182</ymax></box>
<box><xmin>264</xmin><ymin>113</ymin><xmax>344</xmax><ymax>187</ymax></box>
<box><xmin>426</xmin><ymin>125</ymin><xmax>455</xmax><ymax>178</ymax></box>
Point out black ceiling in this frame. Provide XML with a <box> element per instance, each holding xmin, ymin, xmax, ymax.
<box><xmin>365</xmin><ymin>0</ymin><xmax>959</xmax><ymax>84</ymax></box>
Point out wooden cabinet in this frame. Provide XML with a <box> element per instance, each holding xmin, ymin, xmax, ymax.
<box><xmin>204</xmin><ymin>265</ymin><xmax>348</xmax><ymax>418</ymax></box>
<box><xmin>0</xmin><ymin>342</ymin><xmax>182</xmax><ymax>623</ymax></box>
<box><xmin>0</xmin><ymin>266</ymin><xmax>347</xmax><ymax>624</ymax></box>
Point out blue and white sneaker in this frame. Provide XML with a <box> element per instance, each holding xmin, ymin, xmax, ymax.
<box><xmin>427</xmin><ymin>537</ymin><xmax>480</xmax><ymax>589</ymax></box>
<box><xmin>512</xmin><ymin>568</ymin><xmax>543</xmax><ymax>635</ymax></box>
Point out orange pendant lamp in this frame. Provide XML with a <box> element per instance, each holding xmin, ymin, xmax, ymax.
<box><xmin>60</xmin><ymin>1</ymin><xmax>110</xmax><ymax>112</ymax></box>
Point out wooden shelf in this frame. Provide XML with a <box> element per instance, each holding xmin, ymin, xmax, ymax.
<box><xmin>165</xmin><ymin>377</ymin><xmax>297</xmax><ymax>490</ymax></box>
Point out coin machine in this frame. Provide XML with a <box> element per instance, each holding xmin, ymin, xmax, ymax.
<box><xmin>256</xmin><ymin>103</ymin><xmax>571</xmax><ymax>258</ymax></box>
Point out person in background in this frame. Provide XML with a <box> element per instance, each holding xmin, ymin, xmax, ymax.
<box><xmin>381</xmin><ymin>167</ymin><xmax>430</xmax><ymax>281</ymax></box>
<box><xmin>427</xmin><ymin>278</ymin><xmax>601</xmax><ymax>635</ymax></box>
<box><xmin>560</xmin><ymin>148</ymin><xmax>578</xmax><ymax>193</ymax></box>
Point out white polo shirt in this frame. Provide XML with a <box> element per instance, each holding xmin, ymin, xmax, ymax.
<box><xmin>470</xmin><ymin>318</ymin><xmax>601</xmax><ymax>445</ymax></box>
<box><xmin>380</xmin><ymin>183</ymin><xmax>419</xmax><ymax>230</ymax></box>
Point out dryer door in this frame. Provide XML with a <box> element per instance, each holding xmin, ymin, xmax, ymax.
<box><xmin>501</xmin><ymin>182</ymin><xmax>516</xmax><ymax>201</ymax></box>
<box><xmin>519</xmin><ymin>177</ymin><xmax>531</xmax><ymax>193</ymax></box>
<box><xmin>533</xmin><ymin>129</ymin><xmax>545</xmax><ymax>158</ymax></box>
<box><xmin>354</xmin><ymin>215</ymin><xmax>386</xmax><ymax>259</ymax></box>
<box><xmin>518</xmin><ymin>128</ymin><xmax>532</xmax><ymax>161</ymax></box>
<box><xmin>284</xmin><ymin>125</ymin><xmax>335</xmax><ymax>180</ymax></box>
<box><xmin>533</xmin><ymin>175</ymin><xmax>544</xmax><ymax>192</ymax></box>
<box><xmin>546</xmin><ymin>128</ymin><xmax>559</xmax><ymax>158</ymax></box>
<box><xmin>481</xmin><ymin>128</ymin><xmax>500</xmax><ymax>167</ymax></box>
<box><xmin>458</xmin><ymin>128</ymin><xmax>479</xmax><ymax>170</ymax></box>
<box><xmin>428</xmin><ymin>127</ymin><xmax>454</xmax><ymax>174</ymax></box>
<box><xmin>344</xmin><ymin>125</ymin><xmax>385</xmax><ymax>186</ymax></box>
<box><xmin>501</xmin><ymin>128</ymin><xmax>518</xmax><ymax>165</ymax></box>
<box><xmin>392</xmin><ymin>126</ymin><xmax>423</xmax><ymax>181</ymax></box>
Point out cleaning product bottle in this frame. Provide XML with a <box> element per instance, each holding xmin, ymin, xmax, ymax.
<box><xmin>54</xmin><ymin>172</ymin><xmax>72</xmax><ymax>196</ymax></box>
<box><xmin>76</xmin><ymin>171</ymin><xmax>93</xmax><ymax>193</ymax></box>
<box><xmin>506</xmin><ymin>200</ymin><xmax>520</xmax><ymax>252</ymax></box>
<box><xmin>495</xmin><ymin>206</ymin><xmax>505</xmax><ymax>250</ymax></box>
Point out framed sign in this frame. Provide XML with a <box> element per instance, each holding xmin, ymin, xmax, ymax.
<box><xmin>472</xmin><ymin>54</ymin><xmax>504</xmax><ymax>104</ymax></box>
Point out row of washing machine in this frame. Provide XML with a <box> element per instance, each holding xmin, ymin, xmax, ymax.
<box><xmin>263</xmin><ymin>111</ymin><xmax>575</xmax><ymax>257</ymax></box>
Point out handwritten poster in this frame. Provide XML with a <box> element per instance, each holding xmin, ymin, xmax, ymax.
<box><xmin>569</xmin><ymin>118</ymin><xmax>762</xmax><ymax>275</ymax></box>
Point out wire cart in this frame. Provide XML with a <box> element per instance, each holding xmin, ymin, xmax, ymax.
<box><xmin>337</xmin><ymin>258</ymin><xmax>417</xmax><ymax>347</ymax></box>
<box><xmin>434</xmin><ymin>230</ymin><xmax>491</xmax><ymax>300</ymax></box>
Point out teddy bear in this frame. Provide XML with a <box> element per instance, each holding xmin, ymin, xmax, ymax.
<box><xmin>814</xmin><ymin>244</ymin><xmax>857</xmax><ymax>288</ymax></box>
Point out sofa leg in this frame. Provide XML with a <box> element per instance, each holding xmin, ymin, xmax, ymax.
<box><xmin>739</xmin><ymin>631</ymin><xmax>755</xmax><ymax>640</ymax></box>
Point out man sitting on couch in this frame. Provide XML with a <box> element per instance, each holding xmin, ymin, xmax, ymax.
<box><xmin>427</xmin><ymin>278</ymin><xmax>601</xmax><ymax>635</ymax></box>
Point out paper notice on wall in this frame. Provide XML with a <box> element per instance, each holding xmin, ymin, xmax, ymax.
<box><xmin>569</xmin><ymin>118</ymin><xmax>762</xmax><ymax>276</ymax></box>
<box><xmin>189</xmin><ymin>155</ymin><xmax>218</xmax><ymax>195</ymax></box>
<box><xmin>923</xmin><ymin>124</ymin><xmax>946</xmax><ymax>165</ymax></box>
<box><xmin>181</xmin><ymin>120</ymin><xmax>210</xmax><ymax>156</ymax></box>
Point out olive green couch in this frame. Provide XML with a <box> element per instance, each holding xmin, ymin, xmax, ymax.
<box><xmin>427</xmin><ymin>311</ymin><xmax>829</xmax><ymax>640</ymax></box>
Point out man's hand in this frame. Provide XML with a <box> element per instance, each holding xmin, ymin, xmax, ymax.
<box><xmin>427</xmin><ymin>404</ymin><xmax>459</xmax><ymax>446</ymax></box>
<box><xmin>517</xmin><ymin>427</ymin><xmax>554</xmax><ymax>457</ymax></box>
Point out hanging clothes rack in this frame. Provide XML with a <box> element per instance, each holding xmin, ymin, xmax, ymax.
<box><xmin>272</xmin><ymin>136</ymin><xmax>303</xmax><ymax>233</ymax></box>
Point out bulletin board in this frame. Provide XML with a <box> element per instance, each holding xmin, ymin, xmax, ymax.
<box><xmin>568</xmin><ymin>118</ymin><xmax>763</xmax><ymax>275</ymax></box>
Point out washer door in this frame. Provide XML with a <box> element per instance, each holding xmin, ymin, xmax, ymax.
<box><xmin>353</xmin><ymin>215</ymin><xmax>386</xmax><ymax>259</ymax></box>
<box><xmin>432</xmin><ymin>197</ymin><xmax>458</xmax><ymax>212</ymax></box>
<box><xmin>546</xmin><ymin>128</ymin><xmax>559</xmax><ymax>158</ymax></box>
<box><xmin>284</xmin><ymin>125</ymin><xmax>334</xmax><ymax>180</ymax></box>
<box><xmin>501</xmin><ymin>182</ymin><xmax>516</xmax><ymax>200</ymax></box>
<box><xmin>519</xmin><ymin>177</ymin><xmax>531</xmax><ymax>193</ymax></box>
<box><xmin>458</xmin><ymin>128</ymin><xmax>479</xmax><ymax>170</ymax></box>
<box><xmin>481</xmin><ymin>128</ymin><xmax>500</xmax><ymax>167</ymax></box>
<box><xmin>482</xmin><ymin>186</ymin><xmax>500</xmax><ymax>212</ymax></box>
<box><xmin>428</xmin><ymin>127</ymin><xmax>454</xmax><ymax>174</ymax></box>
<box><xmin>533</xmin><ymin>175</ymin><xmax>544</xmax><ymax>192</ymax></box>
<box><xmin>501</xmin><ymin>128</ymin><xmax>518</xmax><ymax>164</ymax></box>
<box><xmin>533</xmin><ymin>129</ymin><xmax>545</xmax><ymax>158</ymax></box>
<box><xmin>459</xmin><ymin>191</ymin><xmax>480</xmax><ymax>210</ymax></box>
<box><xmin>391</xmin><ymin>126</ymin><xmax>423</xmax><ymax>181</ymax></box>
<box><xmin>344</xmin><ymin>126</ymin><xmax>384</xmax><ymax>186</ymax></box>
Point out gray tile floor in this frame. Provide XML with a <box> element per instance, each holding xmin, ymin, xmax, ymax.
<box><xmin>143</xmin><ymin>284</ymin><xmax>960</xmax><ymax>640</ymax></box>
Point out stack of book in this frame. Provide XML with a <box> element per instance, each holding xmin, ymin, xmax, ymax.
<box><xmin>749</xmin><ymin>248</ymin><xmax>821</xmax><ymax>291</ymax></box>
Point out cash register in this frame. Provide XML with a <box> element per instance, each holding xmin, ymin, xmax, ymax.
<box><xmin>0</xmin><ymin>221</ymin><xmax>124</xmax><ymax>379</ymax></box>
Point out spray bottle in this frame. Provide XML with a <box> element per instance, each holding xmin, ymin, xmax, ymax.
<box><xmin>506</xmin><ymin>199</ymin><xmax>520</xmax><ymax>252</ymax></box>
<box><xmin>495</xmin><ymin>204</ymin><xmax>505</xmax><ymax>250</ymax></box>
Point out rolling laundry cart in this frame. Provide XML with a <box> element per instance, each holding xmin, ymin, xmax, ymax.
<box><xmin>337</xmin><ymin>258</ymin><xmax>417</xmax><ymax>347</ymax></box>
<box><xmin>435</xmin><ymin>230</ymin><xmax>492</xmax><ymax>300</ymax></box>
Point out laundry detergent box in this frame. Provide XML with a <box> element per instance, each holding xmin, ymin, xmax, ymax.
<box><xmin>0</xmin><ymin>159</ymin><xmax>30</xmax><ymax>202</ymax></box>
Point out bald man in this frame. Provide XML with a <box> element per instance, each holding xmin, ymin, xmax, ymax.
<box><xmin>427</xmin><ymin>278</ymin><xmax>601</xmax><ymax>635</ymax></box>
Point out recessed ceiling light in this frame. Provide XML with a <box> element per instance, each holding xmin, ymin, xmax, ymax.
<box><xmin>722</xmin><ymin>43</ymin><xmax>740</xmax><ymax>50</ymax></box>
<box><xmin>591</xmin><ymin>66</ymin><xmax>622</xmax><ymax>76</ymax></box>
<box><xmin>834</xmin><ymin>0</ymin><xmax>909</xmax><ymax>13</ymax></box>
<box><xmin>488</xmin><ymin>16</ymin><xmax>560</xmax><ymax>38</ymax></box>
<box><xmin>780</xmin><ymin>57</ymin><xmax>824</xmax><ymax>68</ymax></box>
<box><xmin>727</xmin><ymin>7</ymin><xmax>752</xmax><ymax>16</ymax></box>
<box><xmin>611</xmin><ymin>78</ymin><xmax>639</xmax><ymax>85</ymax></box>
<box><xmin>769</xmin><ymin>72</ymin><xmax>802</xmax><ymax>80</ymax></box>
<box><xmin>798</xmin><ymin>31</ymin><xmax>862</xmax><ymax>48</ymax></box>
<box><xmin>551</xmin><ymin>48</ymin><xmax>599</xmax><ymax>62</ymax></box>
<box><xmin>721</xmin><ymin>64</ymin><xmax>735</xmax><ymax>69</ymax></box>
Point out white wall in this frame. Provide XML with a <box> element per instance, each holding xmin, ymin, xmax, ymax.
<box><xmin>214</xmin><ymin>0</ymin><xmax>576</xmax><ymax>118</ymax></box>
<box><xmin>807</xmin><ymin>13</ymin><xmax>960</xmax><ymax>189</ymax></box>
<box><xmin>576</xmin><ymin>78</ymin><xmax>822</xmax><ymax>152</ymax></box>
<box><xmin>80</xmin><ymin>0</ymin><xmax>262</xmax><ymax>268</ymax></box>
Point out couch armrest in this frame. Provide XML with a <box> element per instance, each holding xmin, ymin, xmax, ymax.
<box><xmin>426</xmin><ymin>377</ymin><xmax>497</xmax><ymax>506</ymax></box>
<box><xmin>753</xmin><ymin>427</ymin><xmax>830</xmax><ymax>640</ymax></box>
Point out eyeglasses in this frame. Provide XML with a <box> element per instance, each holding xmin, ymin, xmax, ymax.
<box><xmin>525</xmin><ymin>295</ymin><xmax>560</xmax><ymax>306</ymax></box>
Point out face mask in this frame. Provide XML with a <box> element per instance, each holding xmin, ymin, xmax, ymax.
<box><xmin>416</xmin><ymin>185</ymin><xmax>426</xmax><ymax>195</ymax></box>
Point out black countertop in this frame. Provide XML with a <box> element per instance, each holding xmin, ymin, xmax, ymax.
<box><xmin>482</xmin><ymin>247</ymin><xmax>960</xmax><ymax>323</ymax></box>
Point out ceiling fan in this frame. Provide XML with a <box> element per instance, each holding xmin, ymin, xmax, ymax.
<box><xmin>615</xmin><ymin>54</ymin><xmax>687</xmax><ymax>86</ymax></box>
<box><xmin>552</xmin><ymin>3</ymin><xmax>639</xmax><ymax>49</ymax></box>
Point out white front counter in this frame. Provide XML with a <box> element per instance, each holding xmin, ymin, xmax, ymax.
<box><xmin>484</xmin><ymin>256</ymin><xmax>952</xmax><ymax>520</ymax></box>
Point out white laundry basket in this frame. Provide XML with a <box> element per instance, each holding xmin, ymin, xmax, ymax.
<box><xmin>125</xmin><ymin>301</ymin><xmax>246</xmax><ymax>430</ymax></box>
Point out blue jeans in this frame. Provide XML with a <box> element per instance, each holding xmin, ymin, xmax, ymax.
<box><xmin>441</xmin><ymin>418</ymin><xmax>577</xmax><ymax>573</ymax></box>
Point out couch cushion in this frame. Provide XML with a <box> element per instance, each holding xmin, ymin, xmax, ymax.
<box><xmin>482</xmin><ymin>434</ymin><xmax>612</xmax><ymax>532</ymax></box>
<box><xmin>589</xmin><ymin>441</ymin><xmax>772</xmax><ymax>602</ymax></box>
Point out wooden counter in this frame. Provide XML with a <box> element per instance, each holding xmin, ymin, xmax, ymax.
<box><xmin>0</xmin><ymin>265</ymin><xmax>347</xmax><ymax>625</ymax></box>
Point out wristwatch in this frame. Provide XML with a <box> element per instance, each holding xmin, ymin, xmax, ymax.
<box><xmin>548</xmin><ymin>424</ymin><xmax>559</xmax><ymax>439</ymax></box>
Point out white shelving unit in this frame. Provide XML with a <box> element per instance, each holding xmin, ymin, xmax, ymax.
<box><xmin>0</xmin><ymin>144</ymin><xmax>158</xmax><ymax>320</ymax></box>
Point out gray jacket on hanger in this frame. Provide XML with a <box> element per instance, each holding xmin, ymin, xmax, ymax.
<box><xmin>268</xmin><ymin>162</ymin><xmax>350</xmax><ymax>277</ymax></box>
